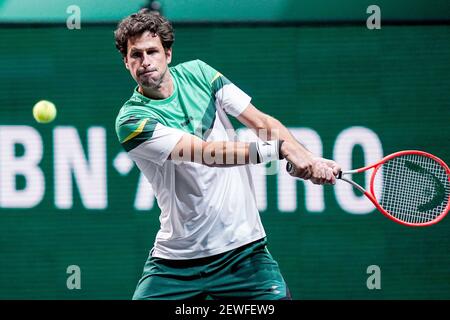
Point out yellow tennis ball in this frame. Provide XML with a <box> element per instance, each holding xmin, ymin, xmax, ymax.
<box><xmin>33</xmin><ymin>100</ymin><xmax>57</xmax><ymax>123</ymax></box>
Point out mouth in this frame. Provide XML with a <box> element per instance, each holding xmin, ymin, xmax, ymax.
<box><xmin>140</xmin><ymin>69</ymin><xmax>157</xmax><ymax>76</ymax></box>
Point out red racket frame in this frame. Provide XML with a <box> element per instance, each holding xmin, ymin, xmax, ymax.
<box><xmin>347</xmin><ymin>150</ymin><xmax>450</xmax><ymax>227</ymax></box>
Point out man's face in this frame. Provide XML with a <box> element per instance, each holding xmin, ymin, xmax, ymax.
<box><xmin>124</xmin><ymin>31</ymin><xmax>172</xmax><ymax>90</ymax></box>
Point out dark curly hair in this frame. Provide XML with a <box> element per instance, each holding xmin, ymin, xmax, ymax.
<box><xmin>114</xmin><ymin>9</ymin><xmax>175</xmax><ymax>58</ymax></box>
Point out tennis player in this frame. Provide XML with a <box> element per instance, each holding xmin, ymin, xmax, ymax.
<box><xmin>114</xmin><ymin>9</ymin><xmax>340</xmax><ymax>300</ymax></box>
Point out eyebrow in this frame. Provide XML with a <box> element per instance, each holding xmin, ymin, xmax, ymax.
<box><xmin>129</xmin><ymin>46</ymin><xmax>159</xmax><ymax>53</ymax></box>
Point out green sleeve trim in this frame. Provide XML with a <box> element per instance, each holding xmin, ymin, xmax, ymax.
<box><xmin>211</xmin><ymin>74</ymin><xmax>232</xmax><ymax>95</ymax></box>
<box><xmin>118</xmin><ymin>117</ymin><xmax>158</xmax><ymax>152</ymax></box>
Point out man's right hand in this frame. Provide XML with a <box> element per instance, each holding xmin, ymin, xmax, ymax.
<box><xmin>308</xmin><ymin>157</ymin><xmax>340</xmax><ymax>185</ymax></box>
<box><xmin>281</xmin><ymin>141</ymin><xmax>340</xmax><ymax>185</ymax></box>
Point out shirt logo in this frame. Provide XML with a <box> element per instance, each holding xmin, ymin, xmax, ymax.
<box><xmin>180</xmin><ymin>116</ymin><xmax>194</xmax><ymax>127</ymax></box>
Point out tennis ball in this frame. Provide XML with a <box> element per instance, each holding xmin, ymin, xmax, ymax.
<box><xmin>33</xmin><ymin>100</ymin><xmax>57</xmax><ymax>123</ymax></box>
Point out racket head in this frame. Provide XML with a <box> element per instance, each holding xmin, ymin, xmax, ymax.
<box><xmin>369</xmin><ymin>150</ymin><xmax>450</xmax><ymax>227</ymax></box>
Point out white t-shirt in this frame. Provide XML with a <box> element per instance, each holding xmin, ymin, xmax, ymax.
<box><xmin>115</xmin><ymin>60</ymin><xmax>265</xmax><ymax>259</ymax></box>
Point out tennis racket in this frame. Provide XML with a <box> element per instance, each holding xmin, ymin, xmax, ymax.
<box><xmin>286</xmin><ymin>150</ymin><xmax>450</xmax><ymax>227</ymax></box>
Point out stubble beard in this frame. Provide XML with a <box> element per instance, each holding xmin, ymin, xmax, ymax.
<box><xmin>140</xmin><ymin>65</ymin><xmax>168</xmax><ymax>90</ymax></box>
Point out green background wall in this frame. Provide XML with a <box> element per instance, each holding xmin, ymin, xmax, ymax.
<box><xmin>1</xmin><ymin>0</ymin><xmax>450</xmax><ymax>22</ymax></box>
<box><xmin>0</xmin><ymin>23</ymin><xmax>449</xmax><ymax>299</ymax></box>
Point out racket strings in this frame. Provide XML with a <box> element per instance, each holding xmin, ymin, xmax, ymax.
<box><xmin>374</xmin><ymin>154</ymin><xmax>450</xmax><ymax>224</ymax></box>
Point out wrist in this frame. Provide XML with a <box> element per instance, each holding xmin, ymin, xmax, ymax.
<box><xmin>280</xmin><ymin>140</ymin><xmax>293</xmax><ymax>159</ymax></box>
<box><xmin>280</xmin><ymin>141</ymin><xmax>314</xmax><ymax>161</ymax></box>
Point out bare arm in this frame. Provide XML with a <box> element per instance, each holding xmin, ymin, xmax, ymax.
<box><xmin>237</xmin><ymin>104</ymin><xmax>307</xmax><ymax>150</ymax></box>
<box><xmin>168</xmin><ymin>103</ymin><xmax>340</xmax><ymax>183</ymax></box>
<box><xmin>169</xmin><ymin>133</ymin><xmax>255</xmax><ymax>167</ymax></box>
<box><xmin>237</xmin><ymin>103</ymin><xmax>341</xmax><ymax>184</ymax></box>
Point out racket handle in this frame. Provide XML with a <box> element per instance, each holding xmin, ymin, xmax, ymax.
<box><xmin>286</xmin><ymin>161</ymin><xmax>295</xmax><ymax>174</ymax></box>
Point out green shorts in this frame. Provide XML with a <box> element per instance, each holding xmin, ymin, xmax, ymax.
<box><xmin>132</xmin><ymin>237</ymin><xmax>291</xmax><ymax>300</ymax></box>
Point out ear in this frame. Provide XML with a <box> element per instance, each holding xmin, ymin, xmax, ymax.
<box><xmin>166</xmin><ymin>48</ymin><xmax>172</xmax><ymax>65</ymax></box>
<box><xmin>123</xmin><ymin>56</ymin><xmax>129</xmax><ymax>70</ymax></box>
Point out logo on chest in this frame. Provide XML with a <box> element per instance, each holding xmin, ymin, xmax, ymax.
<box><xmin>180</xmin><ymin>116</ymin><xmax>194</xmax><ymax>127</ymax></box>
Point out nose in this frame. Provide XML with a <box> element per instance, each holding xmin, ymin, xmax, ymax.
<box><xmin>142</xmin><ymin>52</ymin><xmax>152</xmax><ymax>68</ymax></box>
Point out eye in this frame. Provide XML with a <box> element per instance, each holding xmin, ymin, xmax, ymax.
<box><xmin>131</xmin><ymin>52</ymin><xmax>141</xmax><ymax>58</ymax></box>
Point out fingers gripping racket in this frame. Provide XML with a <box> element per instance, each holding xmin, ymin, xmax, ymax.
<box><xmin>286</xmin><ymin>150</ymin><xmax>450</xmax><ymax>227</ymax></box>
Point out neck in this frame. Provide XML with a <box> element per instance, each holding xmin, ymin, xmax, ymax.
<box><xmin>139</xmin><ymin>70</ymin><xmax>174</xmax><ymax>100</ymax></box>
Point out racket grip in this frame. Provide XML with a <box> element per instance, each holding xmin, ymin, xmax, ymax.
<box><xmin>286</xmin><ymin>161</ymin><xmax>295</xmax><ymax>174</ymax></box>
<box><xmin>336</xmin><ymin>170</ymin><xmax>342</xmax><ymax>179</ymax></box>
